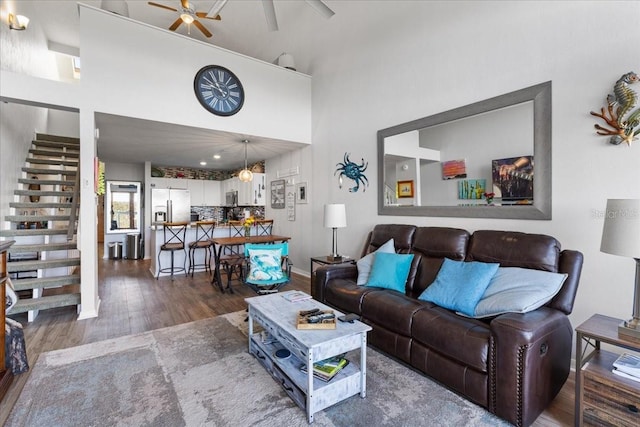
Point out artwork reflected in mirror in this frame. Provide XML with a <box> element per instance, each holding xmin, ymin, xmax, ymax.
<box><xmin>378</xmin><ymin>81</ymin><xmax>551</xmax><ymax>220</ymax></box>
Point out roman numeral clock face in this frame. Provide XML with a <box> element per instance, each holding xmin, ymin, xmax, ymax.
<box><xmin>194</xmin><ymin>65</ymin><xmax>245</xmax><ymax>116</ymax></box>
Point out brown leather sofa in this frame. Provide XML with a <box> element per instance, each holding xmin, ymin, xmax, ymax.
<box><xmin>311</xmin><ymin>224</ymin><xmax>583</xmax><ymax>427</ymax></box>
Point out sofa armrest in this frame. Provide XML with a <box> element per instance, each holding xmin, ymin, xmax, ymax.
<box><xmin>311</xmin><ymin>264</ymin><xmax>358</xmax><ymax>302</ymax></box>
<box><xmin>489</xmin><ymin>308</ymin><xmax>572</xmax><ymax>427</ymax></box>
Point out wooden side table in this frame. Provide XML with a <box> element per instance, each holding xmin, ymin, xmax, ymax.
<box><xmin>575</xmin><ymin>314</ymin><xmax>640</xmax><ymax>426</ymax></box>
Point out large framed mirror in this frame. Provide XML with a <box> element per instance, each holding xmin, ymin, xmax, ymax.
<box><xmin>378</xmin><ymin>81</ymin><xmax>551</xmax><ymax>220</ymax></box>
<box><xmin>106</xmin><ymin>181</ymin><xmax>141</xmax><ymax>234</ymax></box>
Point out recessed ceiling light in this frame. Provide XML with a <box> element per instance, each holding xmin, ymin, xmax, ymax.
<box><xmin>200</xmin><ymin>161</ymin><xmax>207</xmax><ymax>166</ymax></box>
<box><xmin>213</xmin><ymin>154</ymin><xmax>221</xmax><ymax>159</ymax></box>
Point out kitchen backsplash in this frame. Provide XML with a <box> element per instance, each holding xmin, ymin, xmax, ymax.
<box><xmin>191</xmin><ymin>206</ymin><xmax>265</xmax><ymax>222</ymax></box>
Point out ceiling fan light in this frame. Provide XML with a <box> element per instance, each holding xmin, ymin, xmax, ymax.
<box><xmin>181</xmin><ymin>13</ymin><xmax>194</xmax><ymax>24</ymax></box>
<box><xmin>239</xmin><ymin>169</ymin><xmax>253</xmax><ymax>182</ymax></box>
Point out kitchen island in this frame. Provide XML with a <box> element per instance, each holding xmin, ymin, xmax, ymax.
<box><xmin>149</xmin><ymin>222</ymin><xmax>268</xmax><ymax>278</ymax></box>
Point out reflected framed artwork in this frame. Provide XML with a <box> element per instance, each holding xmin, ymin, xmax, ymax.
<box><xmin>397</xmin><ymin>180</ymin><xmax>414</xmax><ymax>198</ymax></box>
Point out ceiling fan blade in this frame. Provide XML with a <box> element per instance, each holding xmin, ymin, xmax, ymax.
<box><xmin>148</xmin><ymin>2</ymin><xmax>177</xmax><ymax>12</ymax></box>
<box><xmin>196</xmin><ymin>12</ymin><xmax>221</xmax><ymax>21</ymax></box>
<box><xmin>168</xmin><ymin>17</ymin><xmax>183</xmax><ymax>31</ymax></box>
<box><xmin>262</xmin><ymin>0</ymin><xmax>278</xmax><ymax>31</ymax></box>
<box><xmin>304</xmin><ymin>0</ymin><xmax>335</xmax><ymax>19</ymax></box>
<box><xmin>193</xmin><ymin>20</ymin><xmax>213</xmax><ymax>38</ymax></box>
<box><xmin>181</xmin><ymin>0</ymin><xmax>190</xmax><ymax>10</ymax></box>
<box><xmin>207</xmin><ymin>0</ymin><xmax>228</xmax><ymax>18</ymax></box>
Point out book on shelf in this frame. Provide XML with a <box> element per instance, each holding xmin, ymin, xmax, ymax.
<box><xmin>612</xmin><ymin>367</ymin><xmax>640</xmax><ymax>383</ymax></box>
<box><xmin>612</xmin><ymin>352</ymin><xmax>640</xmax><ymax>377</ymax></box>
<box><xmin>281</xmin><ymin>291</ymin><xmax>312</xmax><ymax>302</ymax></box>
<box><xmin>300</xmin><ymin>355</ymin><xmax>349</xmax><ymax>382</ymax></box>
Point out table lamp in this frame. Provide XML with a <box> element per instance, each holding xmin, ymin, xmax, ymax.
<box><xmin>600</xmin><ymin>199</ymin><xmax>640</xmax><ymax>342</ymax></box>
<box><xmin>324</xmin><ymin>204</ymin><xmax>346</xmax><ymax>261</ymax></box>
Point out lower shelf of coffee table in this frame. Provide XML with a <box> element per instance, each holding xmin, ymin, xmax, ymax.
<box><xmin>249</xmin><ymin>334</ymin><xmax>362</xmax><ymax>414</ymax></box>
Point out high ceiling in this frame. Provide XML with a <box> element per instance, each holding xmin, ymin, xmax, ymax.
<box><xmin>11</xmin><ymin>0</ymin><xmax>340</xmax><ymax>170</ymax></box>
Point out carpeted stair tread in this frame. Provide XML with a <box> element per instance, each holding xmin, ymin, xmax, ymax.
<box><xmin>8</xmin><ymin>242</ymin><xmax>77</xmax><ymax>253</ymax></box>
<box><xmin>26</xmin><ymin>158</ymin><xmax>78</xmax><ymax>167</ymax></box>
<box><xmin>11</xmin><ymin>274</ymin><xmax>81</xmax><ymax>291</ymax></box>
<box><xmin>31</xmin><ymin>140</ymin><xmax>80</xmax><ymax>151</ymax></box>
<box><xmin>7</xmin><ymin>258</ymin><xmax>80</xmax><ymax>272</ymax></box>
<box><xmin>21</xmin><ymin>167</ymin><xmax>77</xmax><ymax>176</ymax></box>
<box><xmin>28</xmin><ymin>149</ymin><xmax>79</xmax><ymax>158</ymax></box>
<box><xmin>35</xmin><ymin>134</ymin><xmax>80</xmax><ymax>144</ymax></box>
<box><xmin>10</xmin><ymin>202</ymin><xmax>73</xmax><ymax>209</ymax></box>
<box><xmin>6</xmin><ymin>215</ymin><xmax>71</xmax><ymax>222</ymax></box>
<box><xmin>0</xmin><ymin>228</ymin><xmax>72</xmax><ymax>237</ymax></box>
<box><xmin>10</xmin><ymin>293</ymin><xmax>81</xmax><ymax>314</ymax></box>
<box><xmin>14</xmin><ymin>190</ymin><xmax>74</xmax><ymax>197</ymax></box>
<box><xmin>17</xmin><ymin>178</ymin><xmax>75</xmax><ymax>186</ymax></box>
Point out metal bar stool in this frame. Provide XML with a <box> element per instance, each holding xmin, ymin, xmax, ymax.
<box><xmin>157</xmin><ymin>221</ymin><xmax>188</xmax><ymax>280</ymax></box>
<box><xmin>220</xmin><ymin>220</ymin><xmax>245</xmax><ymax>292</ymax></box>
<box><xmin>188</xmin><ymin>220</ymin><xmax>215</xmax><ymax>277</ymax></box>
<box><xmin>255</xmin><ymin>219</ymin><xmax>274</xmax><ymax>236</ymax></box>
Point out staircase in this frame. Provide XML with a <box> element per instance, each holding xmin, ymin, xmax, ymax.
<box><xmin>0</xmin><ymin>134</ymin><xmax>81</xmax><ymax>319</ymax></box>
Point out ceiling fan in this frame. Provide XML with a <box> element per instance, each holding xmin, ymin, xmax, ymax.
<box><xmin>148</xmin><ymin>0</ymin><xmax>221</xmax><ymax>38</ymax></box>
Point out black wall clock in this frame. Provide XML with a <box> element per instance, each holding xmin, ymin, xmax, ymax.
<box><xmin>194</xmin><ymin>65</ymin><xmax>245</xmax><ymax>116</ymax></box>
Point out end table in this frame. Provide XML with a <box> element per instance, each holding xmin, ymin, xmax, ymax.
<box><xmin>575</xmin><ymin>314</ymin><xmax>640</xmax><ymax>426</ymax></box>
<box><xmin>310</xmin><ymin>255</ymin><xmax>355</xmax><ymax>275</ymax></box>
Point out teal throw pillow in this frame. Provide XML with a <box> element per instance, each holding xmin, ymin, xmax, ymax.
<box><xmin>365</xmin><ymin>252</ymin><xmax>414</xmax><ymax>293</ymax></box>
<box><xmin>247</xmin><ymin>248</ymin><xmax>284</xmax><ymax>283</ymax></box>
<box><xmin>418</xmin><ymin>258</ymin><xmax>499</xmax><ymax>316</ymax></box>
<box><xmin>356</xmin><ymin>238</ymin><xmax>395</xmax><ymax>285</ymax></box>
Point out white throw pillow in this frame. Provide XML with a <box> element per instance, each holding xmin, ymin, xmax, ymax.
<box><xmin>465</xmin><ymin>267</ymin><xmax>568</xmax><ymax>318</ymax></box>
<box><xmin>356</xmin><ymin>238</ymin><xmax>395</xmax><ymax>285</ymax></box>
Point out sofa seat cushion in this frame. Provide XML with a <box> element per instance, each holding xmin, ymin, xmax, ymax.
<box><xmin>325</xmin><ymin>279</ymin><xmax>383</xmax><ymax>315</ymax></box>
<box><xmin>362</xmin><ymin>290</ymin><xmax>432</xmax><ymax>336</ymax></box>
<box><xmin>411</xmin><ymin>306</ymin><xmax>491</xmax><ymax>373</ymax></box>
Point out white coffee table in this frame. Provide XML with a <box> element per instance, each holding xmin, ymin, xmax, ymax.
<box><xmin>246</xmin><ymin>291</ymin><xmax>372</xmax><ymax>423</ymax></box>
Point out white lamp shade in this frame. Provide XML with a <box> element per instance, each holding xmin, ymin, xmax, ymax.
<box><xmin>601</xmin><ymin>199</ymin><xmax>640</xmax><ymax>258</ymax></box>
<box><xmin>324</xmin><ymin>204</ymin><xmax>346</xmax><ymax>228</ymax></box>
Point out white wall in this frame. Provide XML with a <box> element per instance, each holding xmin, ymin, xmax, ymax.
<box><xmin>305</xmin><ymin>1</ymin><xmax>640</xmax><ymax>338</ymax></box>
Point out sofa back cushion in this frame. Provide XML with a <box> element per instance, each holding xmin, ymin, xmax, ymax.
<box><xmin>409</xmin><ymin>227</ymin><xmax>470</xmax><ymax>298</ymax></box>
<box><xmin>364</xmin><ymin>224</ymin><xmax>416</xmax><ymax>256</ymax></box>
<box><xmin>466</xmin><ymin>230</ymin><xmax>561</xmax><ymax>272</ymax></box>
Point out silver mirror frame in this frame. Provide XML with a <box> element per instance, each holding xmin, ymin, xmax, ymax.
<box><xmin>378</xmin><ymin>81</ymin><xmax>552</xmax><ymax>220</ymax></box>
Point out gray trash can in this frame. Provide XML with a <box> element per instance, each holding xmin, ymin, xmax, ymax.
<box><xmin>108</xmin><ymin>242</ymin><xmax>122</xmax><ymax>260</ymax></box>
<box><xmin>127</xmin><ymin>233</ymin><xmax>141</xmax><ymax>260</ymax></box>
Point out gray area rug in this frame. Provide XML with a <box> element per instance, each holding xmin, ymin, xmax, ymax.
<box><xmin>7</xmin><ymin>311</ymin><xmax>510</xmax><ymax>426</ymax></box>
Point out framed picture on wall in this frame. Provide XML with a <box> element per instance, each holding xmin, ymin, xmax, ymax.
<box><xmin>397</xmin><ymin>180</ymin><xmax>414</xmax><ymax>198</ymax></box>
<box><xmin>271</xmin><ymin>179</ymin><xmax>286</xmax><ymax>209</ymax></box>
<box><xmin>296</xmin><ymin>182</ymin><xmax>308</xmax><ymax>204</ymax></box>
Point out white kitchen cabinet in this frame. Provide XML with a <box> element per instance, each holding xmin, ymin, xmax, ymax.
<box><xmin>202</xmin><ymin>180</ymin><xmax>221</xmax><ymax>206</ymax></box>
<box><xmin>150</xmin><ymin>177</ymin><xmax>188</xmax><ymax>190</ymax></box>
<box><xmin>186</xmin><ymin>179</ymin><xmax>204</xmax><ymax>206</ymax></box>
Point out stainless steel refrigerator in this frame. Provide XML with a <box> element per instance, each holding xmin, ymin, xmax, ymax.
<box><xmin>151</xmin><ymin>188</ymin><xmax>191</xmax><ymax>223</ymax></box>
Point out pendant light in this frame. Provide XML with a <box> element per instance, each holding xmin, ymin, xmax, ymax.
<box><xmin>238</xmin><ymin>139</ymin><xmax>253</xmax><ymax>182</ymax></box>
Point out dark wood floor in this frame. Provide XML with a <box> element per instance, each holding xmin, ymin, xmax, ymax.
<box><xmin>0</xmin><ymin>255</ymin><xmax>574</xmax><ymax>425</ymax></box>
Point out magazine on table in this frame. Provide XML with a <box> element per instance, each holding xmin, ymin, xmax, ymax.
<box><xmin>612</xmin><ymin>352</ymin><xmax>640</xmax><ymax>377</ymax></box>
<box><xmin>300</xmin><ymin>354</ymin><xmax>349</xmax><ymax>382</ymax></box>
<box><xmin>612</xmin><ymin>367</ymin><xmax>640</xmax><ymax>383</ymax></box>
<box><xmin>281</xmin><ymin>291</ymin><xmax>312</xmax><ymax>302</ymax></box>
